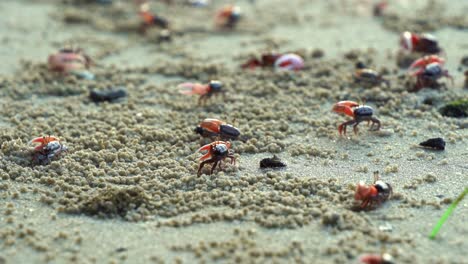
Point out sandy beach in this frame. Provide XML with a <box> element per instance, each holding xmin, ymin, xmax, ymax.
<box><xmin>0</xmin><ymin>0</ymin><xmax>467</xmax><ymax>263</ymax></box>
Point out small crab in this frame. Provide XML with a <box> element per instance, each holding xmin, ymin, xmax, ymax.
<box><xmin>195</xmin><ymin>118</ymin><xmax>240</xmax><ymax>141</ymax></box>
<box><xmin>360</xmin><ymin>253</ymin><xmax>394</xmax><ymax>264</ymax></box>
<box><xmin>241</xmin><ymin>52</ymin><xmax>281</xmax><ymax>69</ymax></box>
<box><xmin>409</xmin><ymin>55</ymin><xmax>453</xmax><ymax>91</ymax></box>
<box><xmin>354</xmin><ymin>63</ymin><xmax>390</xmax><ymax>87</ymax></box>
<box><xmin>197</xmin><ymin>141</ymin><xmax>236</xmax><ymax>176</ymax></box>
<box><xmin>332</xmin><ymin>101</ymin><xmax>381</xmax><ymax>135</ymax></box>
<box><xmin>355</xmin><ymin>171</ymin><xmax>392</xmax><ymax>210</ymax></box>
<box><xmin>29</xmin><ymin>136</ymin><xmax>68</xmax><ymax>165</ymax></box>
<box><xmin>215</xmin><ymin>4</ymin><xmax>241</xmax><ymax>29</ymax></box>
<box><xmin>400</xmin><ymin>31</ymin><xmax>442</xmax><ymax>54</ymax></box>
<box><xmin>48</xmin><ymin>47</ymin><xmax>92</xmax><ymax>73</ymax></box>
<box><xmin>242</xmin><ymin>52</ymin><xmax>304</xmax><ymax>71</ymax></box>
<box><xmin>179</xmin><ymin>80</ymin><xmax>224</xmax><ymax>105</ymax></box>
<box><xmin>137</xmin><ymin>1</ymin><xmax>169</xmax><ymax>33</ymax></box>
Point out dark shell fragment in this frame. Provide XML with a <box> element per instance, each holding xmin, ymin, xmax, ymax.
<box><xmin>419</xmin><ymin>137</ymin><xmax>446</xmax><ymax>151</ymax></box>
<box><xmin>260</xmin><ymin>155</ymin><xmax>286</xmax><ymax>169</ymax></box>
<box><xmin>90</xmin><ymin>87</ymin><xmax>127</xmax><ymax>103</ymax></box>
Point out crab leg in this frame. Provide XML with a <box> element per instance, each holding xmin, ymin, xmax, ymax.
<box><xmin>409</xmin><ymin>55</ymin><xmax>445</xmax><ymax>71</ymax></box>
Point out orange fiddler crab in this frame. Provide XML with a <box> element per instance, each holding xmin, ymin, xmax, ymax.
<box><xmin>197</xmin><ymin>141</ymin><xmax>236</xmax><ymax>176</ymax></box>
<box><xmin>178</xmin><ymin>80</ymin><xmax>224</xmax><ymax>105</ymax></box>
<box><xmin>332</xmin><ymin>100</ymin><xmax>381</xmax><ymax>135</ymax></box>
<box><xmin>354</xmin><ymin>171</ymin><xmax>392</xmax><ymax>210</ymax></box>
<box><xmin>29</xmin><ymin>136</ymin><xmax>68</xmax><ymax>165</ymax></box>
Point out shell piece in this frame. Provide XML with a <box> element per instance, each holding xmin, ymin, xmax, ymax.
<box><xmin>274</xmin><ymin>53</ymin><xmax>304</xmax><ymax>71</ymax></box>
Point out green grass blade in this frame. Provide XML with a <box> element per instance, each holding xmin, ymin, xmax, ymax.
<box><xmin>429</xmin><ymin>187</ymin><xmax>467</xmax><ymax>239</ymax></box>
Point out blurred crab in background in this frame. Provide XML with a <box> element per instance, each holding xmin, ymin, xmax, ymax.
<box><xmin>48</xmin><ymin>47</ymin><xmax>92</xmax><ymax>73</ymax></box>
<box><xmin>400</xmin><ymin>31</ymin><xmax>443</xmax><ymax>55</ymax></box>
<box><xmin>29</xmin><ymin>136</ymin><xmax>68</xmax><ymax>165</ymax></box>
<box><xmin>135</xmin><ymin>0</ymin><xmax>169</xmax><ymax>33</ymax></box>
<box><xmin>332</xmin><ymin>101</ymin><xmax>381</xmax><ymax>135</ymax></box>
<box><xmin>359</xmin><ymin>253</ymin><xmax>394</xmax><ymax>264</ymax></box>
<box><xmin>215</xmin><ymin>4</ymin><xmax>241</xmax><ymax>29</ymax></box>
<box><xmin>197</xmin><ymin>141</ymin><xmax>236</xmax><ymax>176</ymax></box>
<box><xmin>408</xmin><ymin>55</ymin><xmax>453</xmax><ymax>91</ymax></box>
<box><xmin>242</xmin><ymin>52</ymin><xmax>304</xmax><ymax>71</ymax></box>
<box><xmin>354</xmin><ymin>62</ymin><xmax>390</xmax><ymax>87</ymax></box>
<box><xmin>178</xmin><ymin>80</ymin><xmax>225</xmax><ymax>105</ymax></box>
<box><xmin>397</xmin><ymin>31</ymin><xmax>444</xmax><ymax>68</ymax></box>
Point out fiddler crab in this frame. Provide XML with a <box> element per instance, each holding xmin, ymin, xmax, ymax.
<box><xmin>178</xmin><ymin>80</ymin><xmax>225</xmax><ymax>105</ymax></box>
<box><xmin>354</xmin><ymin>62</ymin><xmax>390</xmax><ymax>87</ymax></box>
<box><xmin>400</xmin><ymin>31</ymin><xmax>442</xmax><ymax>54</ymax></box>
<box><xmin>136</xmin><ymin>0</ymin><xmax>169</xmax><ymax>33</ymax></box>
<box><xmin>215</xmin><ymin>4</ymin><xmax>241</xmax><ymax>29</ymax></box>
<box><xmin>332</xmin><ymin>101</ymin><xmax>381</xmax><ymax>135</ymax></box>
<box><xmin>197</xmin><ymin>141</ymin><xmax>236</xmax><ymax>176</ymax></box>
<box><xmin>354</xmin><ymin>171</ymin><xmax>392</xmax><ymax>210</ymax></box>
<box><xmin>48</xmin><ymin>47</ymin><xmax>92</xmax><ymax>73</ymax></box>
<box><xmin>408</xmin><ymin>55</ymin><xmax>453</xmax><ymax>91</ymax></box>
<box><xmin>29</xmin><ymin>136</ymin><xmax>68</xmax><ymax>165</ymax></box>
<box><xmin>360</xmin><ymin>253</ymin><xmax>394</xmax><ymax>264</ymax></box>
<box><xmin>242</xmin><ymin>52</ymin><xmax>304</xmax><ymax>71</ymax></box>
<box><xmin>195</xmin><ymin>118</ymin><xmax>240</xmax><ymax>141</ymax></box>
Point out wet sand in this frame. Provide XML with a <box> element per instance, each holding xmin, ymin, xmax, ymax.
<box><xmin>0</xmin><ymin>0</ymin><xmax>467</xmax><ymax>263</ymax></box>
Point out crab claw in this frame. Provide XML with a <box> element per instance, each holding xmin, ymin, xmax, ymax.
<box><xmin>409</xmin><ymin>55</ymin><xmax>445</xmax><ymax>71</ymax></box>
<box><xmin>274</xmin><ymin>53</ymin><xmax>304</xmax><ymax>71</ymax></box>
<box><xmin>29</xmin><ymin>136</ymin><xmax>59</xmax><ymax>145</ymax></box>
<box><xmin>400</xmin><ymin>31</ymin><xmax>417</xmax><ymax>51</ymax></box>
<box><xmin>355</xmin><ymin>182</ymin><xmax>378</xmax><ymax>201</ymax></box>
<box><xmin>29</xmin><ymin>136</ymin><xmax>60</xmax><ymax>151</ymax></box>
<box><xmin>178</xmin><ymin>83</ymin><xmax>209</xmax><ymax>95</ymax></box>
<box><xmin>197</xmin><ymin>142</ymin><xmax>214</xmax><ymax>161</ymax></box>
<box><xmin>332</xmin><ymin>101</ymin><xmax>358</xmax><ymax>117</ymax></box>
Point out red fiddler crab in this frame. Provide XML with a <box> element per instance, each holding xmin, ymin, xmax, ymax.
<box><xmin>408</xmin><ymin>55</ymin><xmax>453</xmax><ymax>91</ymax></box>
<box><xmin>48</xmin><ymin>48</ymin><xmax>92</xmax><ymax>73</ymax></box>
<box><xmin>215</xmin><ymin>4</ymin><xmax>241</xmax><ymax>29</ymax></box>
<box><xmin>400</xmin><ymin>31</ymin><xmax>442</xmax><ymax>54</ymax></box>
<box><xmin>178</xmin><ymin>80</ymin><xmax>224</xmax><ymax>105</ymax></box>
<box><xmin>354</xmin><ymin>171</ymin><xmax>392</xmax><ymax>210</ymax></box>
<box><xmin>242</xmin><ymin>52</ymin><xmax>304</xmax><ymax>71</ymax></box>
<box><xmin>332</xmin><ymin>101</ymin><xmax>381</xmax><ymax>135</ymax></box>
<box><xmin>195</xmin><ymin>118</ymin><xmax>241</xmax><ymax>141</ymax></box>
<box><xmin>197</xmin><ymin>141</ymin><xmax>236</xmax><ymax>176</ymax></box>
<box><xmin>354</xmin><ymin>63</ymin><xmax>390</xmax><ymax>87</ymax></box>
<box><xmin>360</xmin><ymin>253</ymin><xmax>394</xmax><ymax>264</ymax></box>
<box><xmin>29</xmin><ymin>136</ymin><xmax>68</xmax><ymax>165</ymax></box>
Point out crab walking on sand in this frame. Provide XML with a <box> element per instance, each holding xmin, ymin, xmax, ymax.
<box><xmin>29</xmin><ymin>136</ymin><xmax>68</xmax><ymax>165</ymax></box>
<box><xmin>197</xmin><ymin>141</ymin><xmax>236</xmax><ymax>176</ymax></box>
<box><xmin>332</xmin><ymin>101</ymin><xmax>381</xmax><ymax>135</ymax></box>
